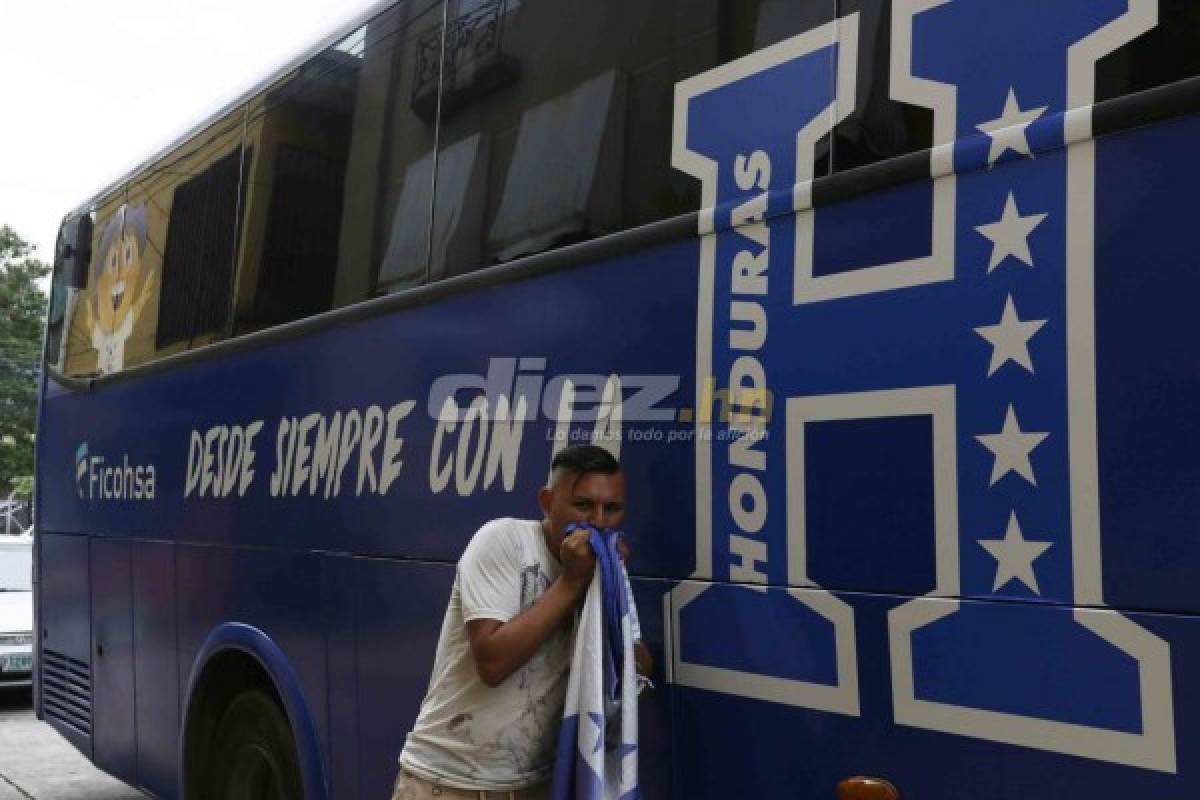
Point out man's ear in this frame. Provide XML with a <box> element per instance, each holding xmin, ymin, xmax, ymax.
<box><xmin>537</xmin><ymin>486</ymin><xmax>553</xmax><ymax>517</ymax></box>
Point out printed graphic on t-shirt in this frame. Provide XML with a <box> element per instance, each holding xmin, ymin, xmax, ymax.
<box><xmin>519</xmin><ymin>563</ymin><xmax>549</xmax><ymax>610</ymax></box>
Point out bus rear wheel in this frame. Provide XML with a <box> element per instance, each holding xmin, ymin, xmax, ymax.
<box><xmin>207</xmin><ymin>689</ymin><xmax>303</xmax><ymax>800</ymax></box>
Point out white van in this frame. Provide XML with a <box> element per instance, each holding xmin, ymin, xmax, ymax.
<box><xmin>0</xmin><ymin>535</ymin><xmax>33</xmax><ymax>687</ymax></box>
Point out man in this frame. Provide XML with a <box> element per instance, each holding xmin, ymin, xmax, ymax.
<box><xmin>394</xmin><ymin>444</ymin><xmax>652</xmax><ymax>799</ymax></box>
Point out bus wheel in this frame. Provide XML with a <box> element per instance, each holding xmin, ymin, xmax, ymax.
<box><xmin>208</xmin><ymin>689</ymin><xmax>303</xmax><ymax>800</ymax></box>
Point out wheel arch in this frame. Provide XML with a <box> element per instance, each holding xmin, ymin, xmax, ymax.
<box><xmin>179</xmin><ymin>622</ymin><xmax>328</xmax><ymax>800</ymax></box>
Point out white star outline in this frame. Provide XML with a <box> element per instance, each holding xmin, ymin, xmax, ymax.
<box><xmin>974</xmin><ymin>294</ymin><xmax>1048</xmax><ymax>376</ymax></box>
<box><xmin>976</xmin><ymin>87</ymin><xmax>1048</xmax><ymax>166</ymax></box>
<box><xmin>978</xmin><ymin>511</ymin><xmax>1053</xmax><ymax>594</ymax></box>
<box><xmin>975</xmin><ymin>403</ymin><xmax>1049</xmax><ymax>486</ymax></box>
<box><xmin>975</xmin><ymin>192</ymin><xmax>1048</xmax><ymax>272</ymax></box>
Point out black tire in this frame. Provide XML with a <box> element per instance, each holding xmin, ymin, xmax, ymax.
<box><xmin>205</xmin><ymin>689</ymin><xmax>304</xmax><ymax>800</ymax></box>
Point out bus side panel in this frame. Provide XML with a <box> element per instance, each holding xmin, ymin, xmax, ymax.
<box><xmin>39</xmin><ymin>532</ymin><xmax>91</xmax><ymax>664</ymax></box>
<box><xmin>37</xmin><ymin>532</ymin><xmax>92</xmax><ymax>757</ymax></box>
<box><xmin>1094</xmin><ymin>111</ymin><xmax>1200</xmax><ymax>615</ymax></box>
<box><xmin>670</xmin><ymin>586</ymin><xmax>1199</xmax><ymax>799</ymax></box>
<box><xmin>323</xmin><ymin>553</ymin><xmax>360</xmax><ymax>800</ymax></box>
<box><xmin>175</xmin><ymin>544</ymin><xmax>329</xmax><ymax>781</ymax></box>
<box><xmin>33</xmin><ymin>238</ymin><xmax>700</xmax><ymax>581</ymax></box>
<box><xmin>354</xmin><ymin>557</ymin><xmax>452</xmax><ymax>800</ymax></box>
<box><xmin>90</xmin><ymin>538</ymin><xmax>136</xmax><ymax>786</ymax></box>
<box><xmin>628</xmin><ymin>577</ymin><xmax>674</xmax><ymax>800</ymax></box>
<box><xmin>133</xmin><ymin>540</ymin><xmax>179</xmax><ymax>799</ymax></box>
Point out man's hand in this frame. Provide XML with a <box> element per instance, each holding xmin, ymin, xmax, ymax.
<box><xmin>560</xmin><ymin>527</ymin><xmax>597</xmax><ymax>585</ymax></box>
<box><xmin>616</xmin><ymin>535</ymin><xmax>630</xmax><ymax>563</ymax></box>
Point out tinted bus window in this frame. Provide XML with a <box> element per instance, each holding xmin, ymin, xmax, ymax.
<box><xmin>832</xmin><ymin>0</ymin><xmax>933</xmax><ymax>171</ymax></box>
<box><xmin>57</xmin><ymin>112</ymin><xmax>246</xmax><ymax>377</ymax></box>
<box><xmin>60</xmin><ymin>197</ymin><xmax>112</xmax><ymax>377</ymax></box>
<box><xmin>1097</xmin><ymin>0</ymin><xmax>1200</xmax><ymax>102</ymax></box>
<box><xmin>59</xmin><ymin>189</ymin><xmax>129</xmax><ymax>376</ymax></box>
<box><xmin>44</xmin><ymin>221</ymin><xmax>78</xmax><ymax>370</ymax></box>
<box><xmin>232</xmin><ymin>2</ymin><xmax>442</xmax><ymax>331</ymax></box>
<box><xmin>124</xmin><ymin>112</ymin><xmax>245</xmax><ymax>365</ymax></box>
<box><xmin>428</xmin><ymin>0</ymin><xmax>837</xmax><ymax>277</ymax></box>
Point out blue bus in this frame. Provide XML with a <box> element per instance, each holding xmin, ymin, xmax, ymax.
<box><xmin>35</xmin><ymin>0</ymin><xmax>1200</xmax><ymax>797</ymax></box>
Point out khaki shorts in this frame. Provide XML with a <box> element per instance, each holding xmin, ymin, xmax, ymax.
<box><xmin>391</xmin><ymin>770</ymin><xmax>550</xmax><ymax>800</ymax></box>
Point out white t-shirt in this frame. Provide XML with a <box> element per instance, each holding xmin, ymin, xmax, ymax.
<box><xmin>399</xmin><ymin>517</ymin><xmax>640</xmax><ymax>790</ymax></box>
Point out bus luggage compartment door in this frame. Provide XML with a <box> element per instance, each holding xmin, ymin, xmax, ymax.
<box><xmin>90</xmin><ymin>537</ymin><xmax>136</xmax><ymax>785</ymax></box>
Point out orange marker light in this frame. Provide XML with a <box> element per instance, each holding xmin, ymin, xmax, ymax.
<box><xmin>836</xmin><ymin>776</ymin><xmax>900</xmax><ymax>800</ymax></box>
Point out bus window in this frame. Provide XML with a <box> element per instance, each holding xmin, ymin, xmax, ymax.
<box><xmin>1097</xmin><ymin>0</ymin><xmax>1200</xmax><ymax>102</ymax></box>
<box><xmin>831</xmin><ymin>0</ymin><xmax>933</xmax><ymax>172</ymax></box>
<box><xmin>45</xmin><ymin>214</ymin><xmax>91</xmax><ymax>371</ymax></box>
<box><xmin>60</xmin><ymin>189</ymin><xmax>124</xmax><ymax>377</ymax></box>
<box><xmin>54</xmin><ymin>111</ymin><xmax>247</xmax><ymax>378</ymax></box>
<box><xmin>232</xmin><ymin>1</ymin><xmax>443</xmax><ymax>329</ymax></box>
<box><xmin>428</xmin><ymin>0</ymin><xmax>838</xmax><ymax>278</ymax></box>
<box><xmin>131</xmin><ymin>110</ymin><xmax>247</xmax><ymax>359</ymax></box>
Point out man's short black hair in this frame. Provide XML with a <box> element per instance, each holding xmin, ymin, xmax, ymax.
<box><xmin>550</xmin><ymin>444</ymin><xmax>620</xmax><ymax>477</ymax></box>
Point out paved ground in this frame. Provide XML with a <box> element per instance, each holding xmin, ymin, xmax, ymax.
<box><xmin>0</xmin><ymin>688</ymin><xmax>143</xmax><ymax>799</ymax></box>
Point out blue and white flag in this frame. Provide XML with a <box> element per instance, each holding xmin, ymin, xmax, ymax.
<box><xmin>551</xmin><ymin>524</ymin><xmax>640</xmax><ymax>800</ymax></box>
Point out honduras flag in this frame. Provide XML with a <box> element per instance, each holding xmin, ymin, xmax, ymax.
<box><xmin>551</xmin><ymin>524</ymin><xmax>640</xmax><ymax>800</ymax></box>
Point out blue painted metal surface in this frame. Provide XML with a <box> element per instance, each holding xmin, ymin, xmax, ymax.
<box><xmin>34</xmin><ymin>1</ymin><xmax>1200</xmax><ymax>796</ymax></box>
<box><xmin>671</xmin><ymin>590</ymin><xmax>1200</xmax><ymax>799</ymax></box>
<box><xmin>352</xmin><ymin>558</ymin><xmax>449</xmax><ymax>800</ymax></box>
<box><xmin>322</xmin><ymin>554</ymin><xmax>360</xmax><ymax>800</ymax></box>
<box><xmin>132</xmin><ymin>541</ymin><xmax>180</xmax><ymax>798</ymax></box>
<box><xmin>90</xmin><ymin>539</ymin><xmax>136</xmax><ymax>785</ymax></box>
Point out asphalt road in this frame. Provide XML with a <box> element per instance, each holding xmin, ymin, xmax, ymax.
<box><xmin>0</xmin><ymin>688</ymin><xmax>143</xmax><ymax>799</ymax></box>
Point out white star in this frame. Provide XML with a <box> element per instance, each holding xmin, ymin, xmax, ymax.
<box><xmin>976</xmin><ymin>88</ymin><xmax>1048</xmax><ymax>166</ymax></box>
<box><xmin>974</xmin><ymin>294</ymin><xmax>1047</xmax><ymax>376</ymax></box>
<box><xmin>975</xmin><ymin>404</ymin><xmax>1049</xmax><ymax>486</ymax></box>
<box><xmin>975</xmin><ymin>192</ymin><xmax>1047</xmax><ymax>272</ymax></box>
<box><xmin>978</xmin><ymin>511</ymin><xmax>1053</xmax><ymax>594</ymax></box>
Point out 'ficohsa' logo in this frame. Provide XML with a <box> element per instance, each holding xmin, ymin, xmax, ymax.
<box><xmin>75</xmin><ymin>442</ymin><xmax>157</xmax><ymax>501</ymax></box>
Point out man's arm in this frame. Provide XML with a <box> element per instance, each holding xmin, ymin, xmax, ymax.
<box><xmin>467</xmin><ymin>576</ymin><xmax>585</xmax><ymax>686</ymax></box>
<box><xmin>470</xmin><ymin>582</ymin><xmax>656</xmax><ymax>684</ymax></box>
<box><xmin>466</xmin><ymin>528</ymin><xmax>595</xmax><ymax>687</ymax></box>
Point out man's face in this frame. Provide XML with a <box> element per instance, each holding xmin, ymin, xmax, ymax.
<box><xmin>538</xmin><ymin>470</ymin><xmax>626</xmax><ymax>553</ymax></box>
